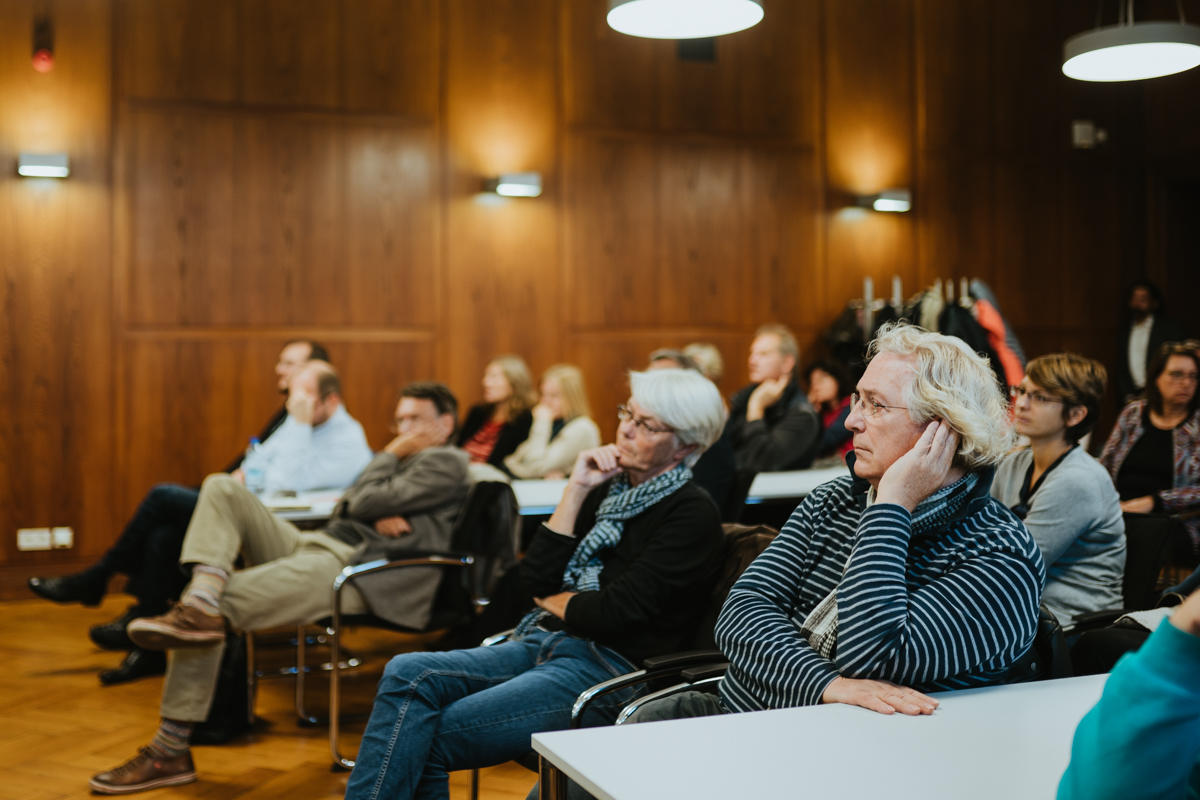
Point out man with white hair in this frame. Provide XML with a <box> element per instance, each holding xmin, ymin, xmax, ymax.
<box><xmin>624</xmin><ymin>322</ymin><xmax>1046</xmax><ymax>722</ymax></box>
<box><xmin>343</xmin><ymin>368</ymin><xmax>728</xmax><ymax>800</ymax></box>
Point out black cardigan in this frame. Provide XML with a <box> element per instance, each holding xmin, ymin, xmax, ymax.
<box><xmin>520</xmin><ymin>481</ymin><xmax>725</xmax><ymax>665</ymax></box>
<box><xmin>456</xmin><ymin>404</ymin><xmax>534</xmax><ymax>470</ymax></box>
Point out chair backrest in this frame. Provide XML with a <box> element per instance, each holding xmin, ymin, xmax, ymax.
<box><xmin>448</xmin><ymin>481</ymin><xmax>520</xmax><ymax>604</ymax></box>
<box><xmin>722</xmin><ymin>471</ymin><xmax>759</xmax><ymax>523</ymax></box>
<box><xmin>1121</xmin><ymin>512</ymin><xmax>1183</xmax><ymax>611</ymax></box>
<box><xmin>1003</xmin><ymin>603</ymin><xmax>1073</xmax><ymax>683</ymax></box>
<box><xmin>684</xmin><ymin>523</ymin><xmax>779</xmax><ymax>650</ymax></box>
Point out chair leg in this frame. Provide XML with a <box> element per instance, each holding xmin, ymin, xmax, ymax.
<box><xmin>470</xmin><ymin>768</ymin><xmax>480</xmax><ymax>800</ymax></box>
<box><xmin>538</xmin><ymin>755</ymin><xmax>568</xmax><ymax>800</ymax></box>
<box><xmin>329</xmin><ymin>620</ymin><xmax>354</xmax><ymax>770</ymax></box>
<box><xmin>245</xmin><ymin>630</ymin><xmax>257</xmax><ymax>726</ymax></box>
<box><xmin>295</xmin><ymin>624</ymin><xmax>322</xmax><ymax>724</ymax></box>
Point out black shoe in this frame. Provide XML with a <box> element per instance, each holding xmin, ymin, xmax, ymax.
<box><xmin>28</xmin><ymin>570</ymin><xmax>108</xmax><ymax>606</ymax></box>
<box><xmin>89</xmin><ymin>607</ymin><xmax>141</xmax><ymax>651</ymax></box>
<box><xmin>99</xmin><ymin>648</ymin><xmax>166</xmax><ymax>686</ymax></box>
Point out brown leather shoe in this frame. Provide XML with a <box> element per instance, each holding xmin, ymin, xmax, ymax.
<box><xmin>127</xmin><ymin>603</ymin><xmax>225</xmax><ymax>650</ymax></box>
<box><xmin>88</xmin><ymin>747</ymin><xmax>196</xmax><ymax>794</ymax></box>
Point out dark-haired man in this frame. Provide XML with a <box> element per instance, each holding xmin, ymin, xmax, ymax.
<box><xmin>1117</xmin><ymin>281</ymin><xmax>1188</xmax><ymax>403</ymax></box>
<box><xmin>89</xmin><ymin>382</ymin><xmax>471</xmax><ymax>794</ymax></box>
<box><xmin>992</xmin><ymin>354</ymin><xmax>1126</xmax><ymax>625</ymax></box>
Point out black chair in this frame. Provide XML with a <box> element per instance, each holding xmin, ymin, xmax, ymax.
<box><xmin>1068</xmin><ymin>511</ymin><xmax>1187</xmax><ymax>635</ymax></box>
<box><xmin>246</xmin><ymin>480</ymin><xmax>520</xmax><ymax>770</ymax></box>
<box><xmin>721</xmin><ymin>470</ymin><xmax>758</xmax><ymax>523</ymax></box>
<box><xmin>1002</xmin><ymin>603</ymin><xmax>1073</xmax><ymax>683</ymax></box>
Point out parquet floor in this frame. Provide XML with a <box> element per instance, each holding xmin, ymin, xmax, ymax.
<box><xmin>0</xmin><ymin>595</ymin><xmax>538</xmax><ymax>800</ymax></box>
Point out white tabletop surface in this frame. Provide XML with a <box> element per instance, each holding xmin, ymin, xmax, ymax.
<box><xmin>532</xmin><ymin>674</ymin><xmax>1108</xmax><ymax>800</ymax></box>
<box><xmin>264</xmin><ymin>490</ymin><xmax>343</xmax><ymax>522</ymax></box>
<box><xmin>512</xmin><ymin>466</ymin><xmax>849</xmax><ymax>516</ymax></box>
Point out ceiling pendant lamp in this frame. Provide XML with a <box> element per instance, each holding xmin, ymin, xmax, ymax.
<box><xmin>1063</xmin><ymin>1</ymin><xmax>1200</xmax><ymax>81</ymax></box>
<box><xmin>607</xmin><ymin>0</ymin><xmax>763</xmax><ymax>40</ymax></box>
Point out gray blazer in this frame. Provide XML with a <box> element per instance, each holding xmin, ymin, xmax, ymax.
<box><xmin>324</xmin><ymin>446</ymin><xmax>471</xmax><ymax>629</ymax></box>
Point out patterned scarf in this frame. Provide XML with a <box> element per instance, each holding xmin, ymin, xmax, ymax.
<box><xmin>798</xmin><ymin>471</ymin><xmax>982</xmax><ymax>659</ymax></box>
<box><xmin>513</xmin><ymin>464</ymin><xmax>693</xmax><ymax>638</ymax></box>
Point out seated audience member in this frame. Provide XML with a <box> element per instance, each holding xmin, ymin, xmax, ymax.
<box><xmin>1100</xmin><ymin>342</ymin><xmax>1200</xmax><ymax>556</ymax></box>
<box><xmin>28</xmin><ymin>349</ymin><xmax>371</xmax><ymax>686</ymax></box>
<box><xmin>621</xmin><ymin>323</ymin><xmax>1046</xmax><ymax>722</ymax></box>
<box><xmin>683</xmin><ymin>341</ymin><xmax>725</xmax><ymax>384</ymax></box>
<box><xmin>646</xmin><ymin>350</ymin><xmax>737</xmax><ymax>512</ymax></box>
<box><xmin>504</xmin><ymin>364</ymin><xmax>601</xmax><ymax>479</ymax></box>
<box><xmin>342</xmin><ymin>369</ymin><xmax>727</xmax><ymax>800</ymax></box>
<box><xmin>803</xmin><ymin>358</ymin><xmax>854</xmax><ymax>462</ymax></box>
<box><xmin>457</xmin><ymin>355</ymin><xmax>536</xmax><ymax>468</ymax></box>
<box><xmin>992</xmin><ymin>354</ymin><xmax>1125</xmax><ymax>626</ymax></box>
<box><xmin>88</xmin><ymin>383</ymin><xmax>470</xmax><ymax>794</ymax></box>
<box><xmin>726</xmin><ymin>324</ymin><xmax>820</xmax><ymax>472</ymax></box>
<box><xmin>1058</xmin><ymin>588</ymin><xmax>1200</xmax><ymax>800</ymax></box>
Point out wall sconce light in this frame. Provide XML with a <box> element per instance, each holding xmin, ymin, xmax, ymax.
<box><xmin>858</xmin><ymin>188</ymin><xmax>911</xmax><ymax>213</ymax></box>
<box><xmin>482</xmin><ymin>172</ymin><xmax>542</xmax><ymax>198</ymax></box>
<box><xmin>18</xmin><ymin>153</ymin><xmax>69</xmax><ymax>178</ymax></box>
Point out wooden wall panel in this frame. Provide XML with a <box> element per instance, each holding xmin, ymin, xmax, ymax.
<box><xmin>118</xmin><ymin>0</ymin><xmax>237</xmax><ymax>103</ymax></box>
<box><xmin>124</xmin><ymin>109</ymin><xmax>438</xmax><ymax>328</ymax></box>
<box><xmin>0</xmin><ymin>0</ymin><xmax>115</xmax><ymax>574</ymax></box>
<box><xmin>342</xmin><ymin>0</ymin><xmax>441</xmax><ymax>117</ymax></box>
<box><xmin>441</xmin><ymin>0</ymin><xmax>562</xmax><ymax>409</ymax></box>
<box><xmin>240</xmin><ymin>0</ymin><xmax>340</xmax><ymax>107</ymax></box>
<box><xmin>563</xmin><ymin>0</ymin><xmax>821</xmax><ymax>142</ymax></box>
<box><xmin>565</xmin><ymin>135</ymin><xmax>819</xmax><ymax>330</ymax></box>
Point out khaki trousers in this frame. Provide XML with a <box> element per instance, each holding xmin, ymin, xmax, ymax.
<box><xmin>161</xmin><ymin>474</ymin><xmax>366</xmax><ymax>722</ymax></box>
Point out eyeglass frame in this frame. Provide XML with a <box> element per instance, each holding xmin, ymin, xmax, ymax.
<box><xmin>849</xmin><ymin>392</ymin><xmax>908</xmax><ymax>418</ymax></box>
<box><xmin>1009</xmin><ymin>385</ymin><xmax>1066</xmax><ymax>406</ymax></box>
<box><xmin>616</xmin><ymin>404</ymin><xmax>674</xmax><ymax>435</ymax></box>
<box><xmin>1164</xmin><ymin>369</ymin><xmax>1199</xmax><ymax>384</ymax></box>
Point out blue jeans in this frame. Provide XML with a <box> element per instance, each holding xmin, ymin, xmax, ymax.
<box><xmin>345</xmin><ymin>630</ymin><xmax>640</xmax><ymax>800</ymax></box>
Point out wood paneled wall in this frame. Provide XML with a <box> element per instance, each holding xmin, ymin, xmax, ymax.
<box><xmin>2</xmin><ymin>0</ymin><xmax>1188</xmax><ymax>586</ymax></box>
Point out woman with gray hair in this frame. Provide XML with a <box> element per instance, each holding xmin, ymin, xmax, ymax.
<box><xmin>345</xmin><ymin>369</ymin><xmax>727</xmax><ymax>800</ymax></box>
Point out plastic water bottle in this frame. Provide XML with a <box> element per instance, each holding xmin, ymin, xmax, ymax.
<box><xmin>243</xmin><ymin>438</ymin><xmax>267</xmax><ymax>495</ymax></box>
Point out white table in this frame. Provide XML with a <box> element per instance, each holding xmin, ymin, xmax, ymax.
<box><xmin>531</xmin><ymin>674</ymin><xmax>1108</xmax><ymax>800</ymax></box>
<box><xmin>264</xmin><ymin>490</ymin><xmax>343</xmax><ymax>523</ymax></box>
<box><xmin>512</xmin><ymin>466</ymin><xmax>850</xmax><ymax>517</ymax></box>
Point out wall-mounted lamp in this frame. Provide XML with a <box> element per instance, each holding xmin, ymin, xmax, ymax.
<box><xmin>858</xmin><ymin>188</ymin><xmax>911</xmax><ymax>213</ymax></box>
<box><xmin>482</xmin><ymin>172</ymin><xmax>542</xmax><ymax>197</ymax></box>
<box><xmin>18</xmin><ymin>153</ymin><xmax>69</xmax><ymax>178</ymax></box>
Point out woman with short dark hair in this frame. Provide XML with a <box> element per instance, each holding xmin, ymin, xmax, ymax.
<box><xmin>803</xmin><ymin>358</ymin><xmax>854</xmax><ymax>462</ymax></box>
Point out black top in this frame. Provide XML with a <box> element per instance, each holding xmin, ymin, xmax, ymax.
<box><xmin>1116</xmin><ymin>313</ymin><xmax>1189</xmax><ymax>401</ymax></box>
<box><xmin>520</xmin><ymin>481</ymin><xmax>725</xmax><ymax>665</ymax></box>
<box><xmin>1117</xmin><ymin>408</ymin><xmax>1176</xmax><ymax>507</ymax></box>
<box><xmin>726</xmin><ymin>381</ymin><xmax>820</xmax><ymax>472</ymax></box>
<box><xmin>456</xmin><ymin>404</ymin><xmax>534</xmax><ymax>470</ymax></box>
<box><xmin>222</xmin><ymin>405</ymin><xmax>289</xmax><ymax>473</ymax></box>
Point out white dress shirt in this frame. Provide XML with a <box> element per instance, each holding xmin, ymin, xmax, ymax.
<box><xmin>1128</xmin><ymin>314</ymin><xmax>1154</xmax><ymax>390</ymax></box>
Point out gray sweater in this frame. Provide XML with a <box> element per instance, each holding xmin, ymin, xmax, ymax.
<box><xmin>992</xmin><ymin>447</ymin><xmax>1126</xmax><ymax>625</ymax></box>
<box><xmin>324</xmin><ymin>446</ymin><xmax>471</xmax><ymax>629</ymax></box>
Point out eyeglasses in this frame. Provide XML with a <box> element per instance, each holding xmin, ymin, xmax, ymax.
<box><xmin>388</xmin><ymin>415</ymin><xmax>423</xmax><ymax>435</ymax></box>
<box><xmin>616</xmin><ymin>405</ymin><xmax>674</xmax><ymax>435</ymax></box>
<box><xmin>1009</xmin><ymin>386</ymin><xmax>1065</xmax><ymax>406</ymax></box>
<box><xmin>850</xmin><ymin>392</ymin><xmax>907</xmax><ymax>418</ymax></box>
<box><xmin>1165</xmin><ymin>370</ymin><xmax>1199</xmax><ymax>384</ymax></box>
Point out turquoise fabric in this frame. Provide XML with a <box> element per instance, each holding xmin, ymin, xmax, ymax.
<box><xmin>1058</xmin><ymin>621</ymin><xmax>1200</xmax><ymax>800</ymax></box>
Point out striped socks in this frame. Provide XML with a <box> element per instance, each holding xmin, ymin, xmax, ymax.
<box><xmin>147</xmin><ymin>718</ymin><xmax>193</xmax><ymax>759</ymax></box>
<box><xmin>181</xmin><ymin>565</ymin><xmax>228</xmax><ymax>617</ymax></box>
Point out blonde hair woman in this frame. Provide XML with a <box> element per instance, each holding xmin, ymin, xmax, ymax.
<box><xmin>457</xmin><ymin>355</ymin><xmax>538</xmax><ymax>468</ymax></box>
<box><xmin>505</xmin><ymin>365</ymin><xmax>601</xmax><ymax>479</ymax></box>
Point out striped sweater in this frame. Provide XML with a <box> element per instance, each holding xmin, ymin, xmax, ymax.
<box><xmin>716</xmin><ymin>469</ymin><xmax>1046</xmax><ymax>713</ymax></box>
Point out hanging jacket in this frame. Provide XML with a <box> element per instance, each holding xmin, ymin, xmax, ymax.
<box><xmin>970</xmin><ymin>279</ymin><xmax>1028</xmax><ymax>367</ymax></box>
<box><xmin>974</xmin><ymin>298</ymin><xmax>1025</xmax><ymax>387</ymax></box>
<box><xmin>939</xmin><ymin>304</ymin><xmax>1007</xmax><ymax>388</ymax></box>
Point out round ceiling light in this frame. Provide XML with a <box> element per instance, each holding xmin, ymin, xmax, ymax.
<box><xmin>1063</xmin><ymin>22</ymin><xmax>1200</xmax><ymax>81</ymax></box>
<box><xmin>607</xmin><ymin>0</ymin><xmax>763</xmax><ymax>40</ymax></box>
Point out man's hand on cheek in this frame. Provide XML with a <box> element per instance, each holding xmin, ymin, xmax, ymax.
<box><xmin>876</xmin><ymin>420</ymin><xmax>961</xmax><ymax>512</ymax></box>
